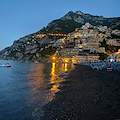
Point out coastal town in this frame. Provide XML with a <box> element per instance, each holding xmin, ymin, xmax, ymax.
<box><xmin>1</xmin><ymin>22</ymin><xmax>120</xmax><ymax>71</ymax></box>
<box><xmin>1</xmin><ymin>1</ymin><xmax>120</xmax><ymax>119</ymax></box>
<box><xmin>32</xmin><ymin>23</ymin><xmax>120</xmax><ymax>63</ymax></box>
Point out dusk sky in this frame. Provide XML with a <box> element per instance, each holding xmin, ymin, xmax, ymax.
<box><xmin>0</xmin><ymin>0</ymin><xmax>120</xmax><ymax>51</ymax></box>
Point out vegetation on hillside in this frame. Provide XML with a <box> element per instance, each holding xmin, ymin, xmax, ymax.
<box><xmin>99</xmin><ymin>53</ymin><xmax>109</xmax><ymax>60</ymax></box>
<box><xmin>100</xmin><ymin>39</ymin><xmax>120</xmax><ymax>54</ymax></box>
<box><xmin>40</xmin><ymin>47</ymin><xmax>57</xmax><ymax>57</ymax></box>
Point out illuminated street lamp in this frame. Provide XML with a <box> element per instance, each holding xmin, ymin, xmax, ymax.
<box><xmin>64</xmin><ymin>59</ymin><xmax>68</xmax><ymax>63</ymax></box>
<box><xmin>52</xmin><ymin>56</ymin><xmax>56</xmax><ymax>60</ymax></box>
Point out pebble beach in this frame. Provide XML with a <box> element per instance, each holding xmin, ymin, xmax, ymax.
<box><xmin>41</xmin><ymin>65</ymin><xmax>120</xmax><ymax>120</ymax></box>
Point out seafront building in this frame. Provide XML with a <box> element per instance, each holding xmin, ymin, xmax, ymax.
<box><xmin>52</xmin><ymin>23</ymin><xmax>110</xmax><ymax>62</ymax></box>
<box><xmin>32</xmin><ymin>23</ymin><xmax>120</xmax><ymax>63</ymax></box>
<box><xmin>106</xmin><ymin>39</ymin><xmax>120</xmax><ymax>46</ymax></box>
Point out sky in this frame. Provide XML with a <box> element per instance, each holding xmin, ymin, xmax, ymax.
<box><xmin>0</xmin><ymin>0</ymin><xmax>120</xmax><ymax>51</ymax></box>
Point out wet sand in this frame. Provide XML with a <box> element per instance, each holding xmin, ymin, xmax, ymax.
<box><xmin>41</xmin><ymin>65</ymin><xmax>120</xmax><ymax>120</ymax></box>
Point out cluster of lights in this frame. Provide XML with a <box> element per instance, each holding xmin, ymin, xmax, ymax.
<box><xmin>48</xmin><ymin>33</ymin><xmax>67</xmax><ymax>36</ymax></box>
<box><xmin>65</xmin><ymin>59</ymin><xmax>68</xmax><ymax>63</ymax></box>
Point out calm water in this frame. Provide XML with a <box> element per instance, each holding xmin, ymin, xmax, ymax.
<box><xmin>0</xmin><ymin>60</ymin><xmax>74</xmax><ymax>120</ymax></box>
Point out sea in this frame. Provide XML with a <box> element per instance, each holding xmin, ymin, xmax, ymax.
<box><xmin>0</xmin><ymin>60</ymin><xmax>74</xmax><ymax>120</ymax></box>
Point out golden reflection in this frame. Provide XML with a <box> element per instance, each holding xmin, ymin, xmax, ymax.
<box><xmin>50</xmin><ymin>62</ymin><xmax>63</xmax><ymax>92</ymax></box>
<box><xmin>50</xmin><ymin>62</ymin><xmax>69</xmax><ymax>92</ymax></box>
<box><xmin>27</xmin><ymin>62</ymin><xmax>74</xmax><ymax>103</ymax></box>
<box><xmin>51</xmin><ymin>62</ymin><xmax>55</xmax><ymax>75</ymax></box>
<box><xmin>50</xmin><ymin>62</ymin><xmax>56</xmax><ymax>84</ymax></box>
<box><xmin>50</xmin><ymin>62</ymin><xmax>61</xmax><ymax>92</ymax></box>
<box><xmin>62</xmin><ymin>63</ymin><xmax>65</xmax><ymax>71</ymax></box>
<box><xmin>65</xmin><ymin>63</ymin><xmax>68</xmax><ymax>71</ymax></box>
<box><xmin>51</xmin><ymin>84</ymin><xmax>59</xmax><ymax>91</ymax></box>
<box><xmin>27</xmin><ymin>63</ymin><xmax>45</xmax><ymax>93</ymax></box>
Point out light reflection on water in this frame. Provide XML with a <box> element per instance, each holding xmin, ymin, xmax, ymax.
<box><xmin>27</xmin><ymin>62</ymin><xmax>74</xmax><ymax>119</ymax></box>
<box><xmin>27</xmin><ymin>62</ymin><xmax>73</xmax><ymax>104</ymax></box>
<box><xmin>27</xmin><ymin>63</ymin><xmax>45</xmax><ymax>93</ymax></box>
<box><xmin>50</xmin><ymin>62</ymin><xmax>69</xmax><ymax>92</ymax></box>
<box><xmin>65</xmin><ymin>63</ymin><xmax>68</xmax><ymax>71</ymax></box>
<box><xmin>50</xmin><ymin>62</ymin><xmax>62</xmax><ymax>93</ymax></box>
<box><xmin>50</xmin><ymin>62</ymin><xmax>74</xmax><ymax>93</ymax></box>
<box><xmin>0</xmin><ymin>60</ymin><xmax>74</xmax><ymax>120</ymax></box>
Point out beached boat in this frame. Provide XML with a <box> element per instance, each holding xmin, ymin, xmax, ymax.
<box><xmin>0</xmin><ymin>63</ymin><xmax>11</xmax><ymax>67</ymax></box>
<box><xmin>107</xmin><ymin>66</ymin><xmax>113</xmax><ymax>71</ymax></box>
<box><xmin>91</xmin><ymin>64</ymin><xmax>103</xmax><ymax>70</ymax></box>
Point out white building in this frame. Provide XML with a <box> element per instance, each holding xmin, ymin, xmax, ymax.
<box><xmin>106</xmin><ymin>39</ymin><xmax>120</xmax><ymax>46</ymax></box>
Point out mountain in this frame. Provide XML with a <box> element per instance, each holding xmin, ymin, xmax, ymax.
<box><xmin>38</xmin><ymin>10</ymin><xmax>120</xmax><ymax>34</ymax></box>
<box><xmin>0</xmin><ymin>10</ymin><xmax>120</xmax><ymax>61</ymax></box>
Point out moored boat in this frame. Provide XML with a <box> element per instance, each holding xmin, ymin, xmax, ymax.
<box><xmin>0</xmin><ymin>63</ymin><xmax>11</xmax><ymax>67</ymax></box>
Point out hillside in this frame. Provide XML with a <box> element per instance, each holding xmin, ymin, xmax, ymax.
<box><xmin>0</xmin><ymin>10</ymin><xmax>120</xmax><ymax>61</ymax></box>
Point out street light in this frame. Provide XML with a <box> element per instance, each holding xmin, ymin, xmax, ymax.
<box><xmin>52</xmin><ymin>56</ymin><xmax>56</xmax><ymax>60</ymax></box>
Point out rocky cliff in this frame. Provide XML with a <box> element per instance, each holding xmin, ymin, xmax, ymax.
<box><xmin>0</xmin><ymin>34</ymin><xmax>57</xmax><ymax>61</ymax></box>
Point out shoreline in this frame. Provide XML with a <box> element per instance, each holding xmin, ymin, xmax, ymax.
<box><xmin>40</xmin><ymin>65</ymin><xmax>120</xmax><ymax>120</ymax></box>
<box><xmin>0</xmin><ymin>57</ymin><xmax>49</xmax><ymax>62</ymax></box>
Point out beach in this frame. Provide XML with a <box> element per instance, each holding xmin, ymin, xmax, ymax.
<box><xmin>41</xmin><ymin>65</ymin><xmax>120</xmax><ymax>120</ymax></box>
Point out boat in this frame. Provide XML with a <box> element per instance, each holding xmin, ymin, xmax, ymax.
<box><xmin>91</xmin><ymin>64</ymin><xmax>102</xmax><ymax>70</ymax></box>
<box><xmin>107</xmin><ymin>66</ymin><xmax>113</xmax><ymax>71</ymax></box>
<box><xmin>0</xmin><ymin>63</ymin><xmax>11</xmax><ymax>67</ymax></box>
<box><xmin>34</xmin><ymin>61</ymin><xmax>39</xmax><ymax>63</ymax></box>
